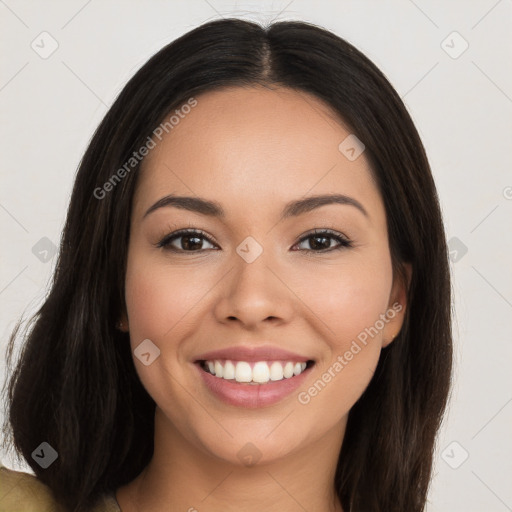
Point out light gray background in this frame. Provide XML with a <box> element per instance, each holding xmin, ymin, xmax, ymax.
<box><xmin>1</xmin><ymin>1</ymin><xmax>511</xmax><ymax>511</ymax></box>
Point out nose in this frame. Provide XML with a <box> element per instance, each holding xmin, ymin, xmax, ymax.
<box><xmin>213</xmin><ymin>251</ymin><xmax>294</xmax><ymax>329</ymax></box>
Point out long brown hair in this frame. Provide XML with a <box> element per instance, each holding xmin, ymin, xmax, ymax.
<box><xmin>2</xmin><ymin>18</ymin><xmax>452</xmax><ymax>511</ymax></box>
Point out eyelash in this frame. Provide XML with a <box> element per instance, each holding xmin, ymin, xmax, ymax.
<box><xmin>155</xmin><ymin>228</ymin><xmax>353</xmax><ymax>254</ymax></box>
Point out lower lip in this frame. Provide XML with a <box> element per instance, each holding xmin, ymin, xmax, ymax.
<box><xmin>194</xmin><ymin>363</ymin><xmax>313</xmax><ymax>408</ymax></box>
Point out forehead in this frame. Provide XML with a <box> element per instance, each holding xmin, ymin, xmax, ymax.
<box><xmin>133</xmin><ymin>86</ymin><xmax>384</xmax><ymax>227</ymax></box>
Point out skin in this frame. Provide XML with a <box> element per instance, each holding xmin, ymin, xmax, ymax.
<box><xmin>115</xmin><ymin>85</ymin><xmax>411</xmax><ymax>512</ymax></box>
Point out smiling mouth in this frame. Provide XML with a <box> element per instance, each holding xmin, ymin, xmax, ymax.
<box><xmin>196</xmin><ymin>359</ymin><xmax>315</xmax><ymax>385</ymax></box>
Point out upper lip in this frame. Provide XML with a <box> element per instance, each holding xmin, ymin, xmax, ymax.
<box><xmin>194</xmin><ymin>345</ymin><xmax>313</xmax><ymax>363</ymax></box>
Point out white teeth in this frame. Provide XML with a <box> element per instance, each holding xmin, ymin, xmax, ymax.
<box><xmin>235</xmin><ymin>361</ymin><xmax>252</xmax><ymax>382</ymax></box>
<box><xmin>214</xmin><ymin>361</ymin><xmax>224</xmax><ymax>378</ymax></box>
<box><xmin>269</xmin><ymin>361</ymin><xmax>284</xmax><ymax>381</ymax></box>
<box><xmin>203</xmin><ymin>359</ymin><xmax>310</xmax><ymax>383</ymax></box>
<box><xmin>283</xmin><ymin>362</ymin><xmax>294</xmax><ymax>379</ymax></box>
<box><xmin>223</xmin><ymin>360</ymin><xmax>235</xmax><ymax>380</ymax></box>
<box><xmin>252</xmin><ymin>361</ymin><xmax>270</xmax><ymax>383</ymax></box>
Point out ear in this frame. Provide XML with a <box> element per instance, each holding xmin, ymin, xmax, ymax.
<box><xmin>382</xmin><ymin>262</ymin><xmax>412</xmax><ymax>348</ymax></box>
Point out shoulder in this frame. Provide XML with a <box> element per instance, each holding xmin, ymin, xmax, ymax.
<box><xmin>0</xmin><ymin>463</ymin><xmax>64</xmax><ymax>512</ymax></box>
<box><xmin>0</xmin><ymin>464</ymin><xmax>120</xmax><ymax>512</ymax></box>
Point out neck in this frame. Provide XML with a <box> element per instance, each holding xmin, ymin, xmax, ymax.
<box><xmin>116</xmin><ymin>407</ymin><xmax>345</xmax><ymax>512</ymax></box>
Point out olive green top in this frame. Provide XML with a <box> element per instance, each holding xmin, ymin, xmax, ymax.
<box><xmin>0</xmin><ymin>464</ymin><xmax>121</xmax><ymax>512</ymax></box>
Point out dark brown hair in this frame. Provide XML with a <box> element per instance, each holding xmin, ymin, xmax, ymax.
<box><xmin>2</xmin><ymin>18</ymin><xmax>452</xmax><ymax>512</ymax></box>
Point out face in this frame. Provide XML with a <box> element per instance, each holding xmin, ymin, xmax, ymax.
<box><xmin>121</xmin><ymin>85</ymin><xmax>409</xmax><ymax>466</ymax></box>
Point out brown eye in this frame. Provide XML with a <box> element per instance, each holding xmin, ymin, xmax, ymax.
<box><xmin>293</xmin><ymin>229</ymin><xmax>353</xmax><ymax>252</ymax></box>
<box><xmin>157</xmin><ymin>229</ymin><xmax>217</xmax><ymax>252</ymax></box>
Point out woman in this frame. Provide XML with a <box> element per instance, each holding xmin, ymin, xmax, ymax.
<box><xmin>1</xmin><ymin>17</ymin><xmax>452</xmax><ymax>512</ymax></box>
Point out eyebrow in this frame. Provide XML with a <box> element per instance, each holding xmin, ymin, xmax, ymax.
<box><xmin>143</xmin><ymin>193</ymin><xmax>369</xmax><ymax>220</ymax></box>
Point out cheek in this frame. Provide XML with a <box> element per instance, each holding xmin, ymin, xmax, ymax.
<box><xmin>124</xmin><ymin>253</ymin><xmax>212</xmax><ymax>342</ymax></box>
<box><xmin>293</xmin><ymin>259</ymin><xmax>392</xmax><ymax>416</ymax></box>
<box><xmin>123</xmin><ymin>252</ymin><xmax>210</xmax><ymax>411</ymax></box>
<box><xmin>293</xmin><ymin>256</ymin><xmax>392</xmax><ymax>346</ymax></box>
<box><xmin>125</xmin><ymin>270</ymin><xmax>177</xmax><ymax>341</ymax></box>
